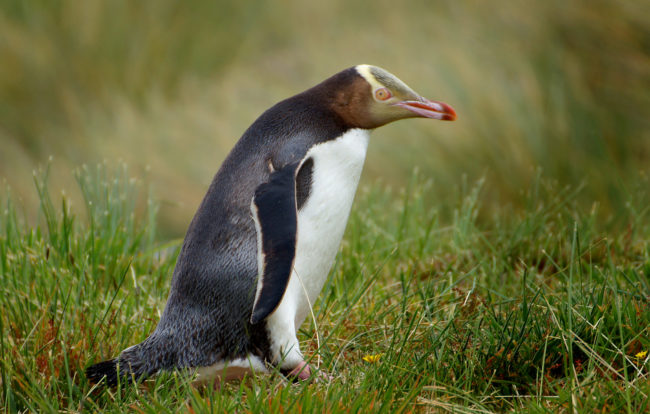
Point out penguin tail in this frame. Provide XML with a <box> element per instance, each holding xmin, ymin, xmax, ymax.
<box><xmin>86</xmin><ymin>359</ymin><xmax>121</xmax><ymax>387</ymax></box>
<box><xmin>85</xmin><ymin>341</ymin><xmax>161</xmax><ymax>387</ymax></box>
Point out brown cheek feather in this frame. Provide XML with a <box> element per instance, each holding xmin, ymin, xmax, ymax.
<box><xmin>330</xmin><ymin>77</ymin><xmax>375</xmax><ymax>129</ymax></box>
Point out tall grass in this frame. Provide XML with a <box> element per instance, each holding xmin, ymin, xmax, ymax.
<box><xmin>0</xmin><ymin>0</ymin><xmax>648</xmax><ymax>235</ymax></box>
<box><xmin>0</xmin><ymin>166</ymin><xmax>647</xmax><ymax>412</ymax></box>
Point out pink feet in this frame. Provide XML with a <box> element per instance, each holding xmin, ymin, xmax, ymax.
<box><xmin>287</xmin><ymin>361</ymin><xmax>312</xmax><ymax>380</ymax></box>
<box><xmin>284</xmin><ymin>361</ymin><xmax>333</xmax><ymax>382</ymax></box>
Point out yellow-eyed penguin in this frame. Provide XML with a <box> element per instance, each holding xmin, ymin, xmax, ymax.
<box><xmin>86</xmin><ymin>64</ymin><xmax>456</xmax><ymax>385</ymax></box>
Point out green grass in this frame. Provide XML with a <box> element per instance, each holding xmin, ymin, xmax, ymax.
<box><xmin>1</xmin><ymin>1</ymin><xmax>648</xmax><ymax>411</ymax></box>
<box><xmin>1</xmin><ymin>164</ymin><xmax>648</xmax><ymax>413</ymax></box>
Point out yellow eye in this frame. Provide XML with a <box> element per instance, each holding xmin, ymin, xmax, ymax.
<box><xmin>374</xmin><ymin>88</ymin><xmax>391</xmax><ymax>101</ymax></box>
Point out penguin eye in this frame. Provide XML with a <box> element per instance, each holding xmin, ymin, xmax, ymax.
<box><xmin>374</xmin><ymin>88</ymin><xmax>392</xmax><ymax>101</ymax></box>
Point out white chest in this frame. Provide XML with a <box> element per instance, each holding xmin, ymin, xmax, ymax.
<box><xmin>289</xmin><ymin>128</ymin><xmax>370</xmax><ymax>327</ymax></box>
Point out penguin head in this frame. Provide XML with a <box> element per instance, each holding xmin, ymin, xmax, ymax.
<box><xmin>316</xmin><ymin>65</ymin><xmax>456</xmax><ymax>130</ymax></box>
<box><xmin>353</xmin><ymin>64</ymin><xmax>456</xmax><ymax>128</ymax></box>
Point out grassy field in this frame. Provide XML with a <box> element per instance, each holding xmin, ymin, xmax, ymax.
<box><xmin>0</xmin><ymin>165</ymin><xmax>648</xmax><ymax>412</ymax></box>
<box><xmin>1</xmin><ymin>0</ymin><xmax>649</xmax><ymax>412</ymax></box>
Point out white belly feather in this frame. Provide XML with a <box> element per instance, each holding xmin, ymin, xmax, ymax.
<box><xmin>291</xmin><ymin>128</ymin><xmax>370</xmax><ymax>327</ymax></box>
<box><xmin>265</xmin><ymin>128</ymin><xmax>369</xmax><ymax>367</ymax></box>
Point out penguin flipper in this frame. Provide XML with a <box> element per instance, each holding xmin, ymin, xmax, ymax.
<box><xmin>250</xmin><ymin>163</ymin><xmax>299</xmax><ymax>324</ymax></box>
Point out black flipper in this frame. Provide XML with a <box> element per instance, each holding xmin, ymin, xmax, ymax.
<box><xmin>250</xmin><ymin>163</ymin><xmax>299</xmax><ymax>324</ymax></box>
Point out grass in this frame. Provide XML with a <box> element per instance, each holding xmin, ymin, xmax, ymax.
<box><xmin>1</xmin><ymin>164</ymin><xmax>648</xmax><ymax>412</ymax></box>
<box><xmin>1</xmin><ymin>3</ymin><xmax>649</xmax><ymax>410</ymax></box>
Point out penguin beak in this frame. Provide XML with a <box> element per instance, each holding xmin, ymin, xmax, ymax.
<box><xmin>394</xmin><ymin>99</ymin><xmax>457</xmax><ymax>121</ymax></box>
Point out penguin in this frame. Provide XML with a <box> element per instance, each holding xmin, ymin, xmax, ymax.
<box><xmin>85</xmin><ymin>64</ymin><xmax>456</xmax><ymax>386</ymax></box>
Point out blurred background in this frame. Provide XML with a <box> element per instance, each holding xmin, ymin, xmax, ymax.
<box><xmin>1</xmin><ymin>0</ymin><xmax>648</xmax><ymax>237</ymax></box>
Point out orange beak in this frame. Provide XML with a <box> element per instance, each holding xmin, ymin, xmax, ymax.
<box><xmin>394</xmin><ymin>99</ymin><xmax>457</xmax><ymax>121</ymax></box>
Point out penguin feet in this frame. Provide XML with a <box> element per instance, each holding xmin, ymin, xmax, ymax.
<box><xmin>281</xmin><ymin>361</ymin><xmax>332</xmax><ymax>383</ymax></box>
<box><xmin>284</xmin><ymin>361</ymin><xmax>312</xmax><ymax>381</ymax></box>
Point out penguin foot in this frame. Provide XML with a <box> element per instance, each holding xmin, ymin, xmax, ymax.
<box><xmin>280</xmin><ymin>361</ymin><xmax>311</xmax><ymax>381</ymax></box>
<box><xmin>288</xmin><ymin>361</ymin><xmax>312</xmax><ymax>381</ymax></box>
<box><xmin>281</xmin><ymin>361</ymin><xmax>332</xmax><ymax>383</ymax></box>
